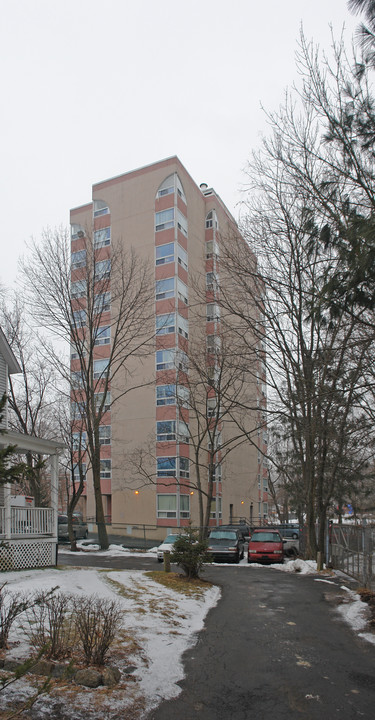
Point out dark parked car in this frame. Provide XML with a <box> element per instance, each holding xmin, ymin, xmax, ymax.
<box><xmin>248</xmin><ymin>528</ymin><xmax>284</xmax><ymax>564</ymax></box>
<box><xmin>58</xmin><ymin>514</ymin><xmax>88</xmax><ymax>541</ymax></box>
<box><xmin>207</xmin><ymin>529</ymin><xmax>244</xmax><ymax>563</ymax></box>
<box><xmin>220</xmin><ymin>523</ymin><xmax>250</xmax><ymax>541</ymax></box>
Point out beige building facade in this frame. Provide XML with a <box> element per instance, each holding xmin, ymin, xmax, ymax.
<box><xmin>70</xmin><ymin>157</ymin><xmax>268</xmax><ymax>540</ymax></box>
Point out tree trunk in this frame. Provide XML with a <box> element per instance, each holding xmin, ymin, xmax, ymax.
<box><xmin>92</xmin><ymin>450</ymin><xmax>109</xmax><ymax>550</ymax></box>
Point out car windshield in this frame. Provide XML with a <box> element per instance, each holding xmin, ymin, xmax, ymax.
<box><xmin>209</xmin><ymin>531</ymin><xmax>237</xmax><ymax>540</ymax></box>
<box><xmin>163</xmin><ymin>536</ymin><xmax>177</xmax><ymax>544</ymax></box>
<box><xmin>251</xmin><ymin>532</ymin><xmax>280</xmax><ymax>542</ymax></box>
<box><xmin>58</xmin><ymin>516</ymin><xmax>68</xmax><ymax>524</ymax></box>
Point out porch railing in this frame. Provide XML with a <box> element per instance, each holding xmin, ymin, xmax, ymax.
<box><xmin>0</xmin><ymin>507</ymin><xmax>54</xmax><ymax>538</ymax></box>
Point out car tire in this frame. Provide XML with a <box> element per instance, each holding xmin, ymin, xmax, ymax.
<box><xmin>157</xmin><ymin>558</ymin><xmax>163</xmax><ymax>563</ymax></box>
<box><xmin>234</xmin><ymin>552</ymin><xmax>240</xmax><ymax>564</ymax></box>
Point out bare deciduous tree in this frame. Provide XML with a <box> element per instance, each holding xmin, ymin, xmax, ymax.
<box><xmin>21</xmin><ymin>227</ymin><xmax>154</xmax><ymax>550</ymax></box>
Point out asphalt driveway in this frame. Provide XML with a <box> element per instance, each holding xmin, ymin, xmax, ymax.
<box><xmin>149</xmin><ymin>566</ymin><xmax>375</xmax><ymax>720</ymax></box>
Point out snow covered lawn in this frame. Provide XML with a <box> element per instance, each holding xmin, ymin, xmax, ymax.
<box><xmin>0</xmin><ymin>566</ymin><xmax>220</xmax><ymax>719</ymax></box>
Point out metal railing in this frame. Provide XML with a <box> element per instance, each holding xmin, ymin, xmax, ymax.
<box><xmin>0</xmin><ymin>507</ymin><xmax>54</xmax><ymax>538</ymax></box>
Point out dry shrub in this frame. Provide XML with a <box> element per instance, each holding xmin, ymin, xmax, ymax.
<box><xmin>0</xmin><ymin>583</ymin><xmax>30</xmax><ymax>649</ymax></box>
<box><xmin>25</xmin><ymin>590</ymin><xmax>75</xmax><ymax>659</ymax></box>
<box><xmin>72</xmin><ymin>595</ymin><xmax>122</xmax><ymax>666</ymax></box>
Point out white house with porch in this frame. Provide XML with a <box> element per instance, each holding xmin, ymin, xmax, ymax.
<box><xmin>0</xmin><ymin>326</ymin><xmax>65</xmax><ymax>571</ymax></box>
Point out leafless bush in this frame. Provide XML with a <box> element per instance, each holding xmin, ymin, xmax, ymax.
<box><xmin>0</xmin><ymin>583</ymin><xmax>30</xmax><ymax>649</ymax></box>
<box><xmin>72</xmin><ymin>595</ymin><xmax>122</xmax><ymax>666</ymax></box>
<box><xmin>25</xmin><ymin>590</ymin><xmax>75</xmax><ymax>659</ymax></box>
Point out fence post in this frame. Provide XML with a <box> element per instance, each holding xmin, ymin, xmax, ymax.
<box><xmin>362</xmin><ymin>519</ymin><xmax>368</xmax><ymax>588</ymax></box>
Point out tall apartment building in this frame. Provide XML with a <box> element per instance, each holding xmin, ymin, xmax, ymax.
<box><xmin>70</xmin><ymin>157</ymin><xmax>268</xmax><ymax>539</ymax></box>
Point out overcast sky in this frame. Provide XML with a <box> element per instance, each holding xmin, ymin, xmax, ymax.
<box><xmin>1</xmin><ymin>0</ymin><xmax>358</xmax><ymax>291</ymax></box>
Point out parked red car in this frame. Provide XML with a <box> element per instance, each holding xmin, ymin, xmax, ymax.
<box><xmin>248</xmin><ymin>529</ymin><xmax>284</xmax><ymax>564</ymax></box>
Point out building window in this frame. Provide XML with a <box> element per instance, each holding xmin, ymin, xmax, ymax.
<box><xmin>176</xmin><ymin>350</ymin><xmax>188</xmax><ymax>373</ymax></box>
<box><xmin>157</xmin><ymin>457</ymin><xmax>176</xmax><ymax>477</ymax></box>
<box><xmin>157</xmin><ymin>494</ymin><xmax>190</xmax><ymax>518</ymax></box>
<box><xmin>157</xmin><ymin>494</ymin><xmax>177</xmax><ymax>518</ymax></box>
<box><xmin>263</xmin><ymin>502</ymin><xmax>268</xmax><ymax>517</ymax></box>
<box><xmin>94</xmin><ymin>358</ymin><xmax>110</xmax><ymax>379</ymax></box>
<box><xmin>155</xmin><ymin>208</ymin><xmax>174</xmax><ymax>232</ymax></box>
<box><xmin>177</xmin><ymin>245</ymin><xmax>188</xmax><ymax>271</ymax></box>
<box><xmin>207</xmin><ymin>365</ymin><xmax>219</xmax><ymax>385</ymax></box>
<box><xmin>180</xmin><ymin>494</ymin><xmax>190</xmax><ymax>518</ymax></box>
<box><xmin>94</xmin><ymin>227</ymin><xmax>111</xmax><ymax>248</ymax></box>
<box><xmin>206</xmin><ymin>303</ymin><xmax>220</xmax><ymax>321</ymax></box>
<box><xmin>206</xmin><ymin>240</ymin><xmax>219</xmax><ymax>259</ymax></box>
<box><xmin>177</xmin><ymin>384</ymin><xmax>189</xmax><ymax>407</ymax></box>
<box><xmin>156</xmin><ymin>243</ymin><xmax>174</xmax><ymax>265</ymax></box>
<box><xmin>95</xmin><ymin>259</ymin><xmax>111</xmax><ymax>279</ymax></box>
<box><xmin>156</xmin><ymin>420</ymin><xmax>176</xmax><ymax>442</ymax></box>
<box><xmin>179</xmin><ymin>457</ymin><xmax>189</xmax><ymax>479</ymax></box>
<box><xmin>94</xmin><ymin>391</ymin><xmax>111</xmax><ymax>412</ymax></box>
<box><xmin>156</xmin><ymin>313</ymin><xmax>175</xmax><ymax>335</ymax></box>
<box><xmin>177</xmin><ymin>314</ymin><xmax>188</xmax><ymax>339</ymax></box>
<box><xmin>207</xmin><ymin>335</ymin><xmax>221</xmax><ymax>353</ymax></box>
<box><xmin>157</xmin><ymin>175</ymin><xmax>175</xmax><ymax>198</ymax></box>
<box><xmin>177</xmin><ymin>278</ymin><xmax>188</xmax><ymax>304</ymax></box>
<box><xmin>156</xmin><ymin>349</ymin><xmax>175</xmax><ymax>371</ymax></box>
<box><xmin>156</xmin><ymin>384</ymin><xmax>176</xmax><ymax>406</ymax></box>
<box><xmin>263</xmin><ymin>477</ymin><xmax>268</xmax><ymax>492</ymax></box>
<box><xmin>211</xmin><ymin>464</ymin><xmax>222</xmax><ymax>482</ymax></box>
<box><xmin>158</xmin><ymin>186</ymin><xmax>174</xmax><ymax>198</ymax></box>
<box><xmin>71</xmin><ymin>250</ymin><xmax>86</xmax><ymax>269</ymax></box>
<box><xmin>207</xmin><ymin>397</ymin><xmax>217</xmax><ymax>417</ymax></box>
<box><xmin>156</xmin><ymin>277</ymin><xmax>174</xmax><ymax>301</ymax></box>
<box><xmin>71</xmin><ymin>224</ymin><xmax>85</xmax><ymax>240</ymax></box>
<box><xmin>71</xmin><ymin>371</ymin><xmax>84</xmax><ymax>387</ymax></box>
<box><xmin>94</xmin><ymin>200</ymin><xmax>109</xmax><ymax>217</ymax></box>
<box><xmin>178</xmin><ymin>419</ymin><xmax>189</xmax><ymax>443</ymax></box>
<box><xmin>206</xmin><ymin>271</ymin><xmax>218</xmax><ymax>290</ymax></box>
<box><xmin>100</xmin><ymin>459</ymin><xmax>111</xmax><ymax>478</ymax></box>
<box><xmin>94</xmin><ymin>292</ymin><xmax>111</xmax><ymax>313</ymax></box>
<box><xmin>72</xmin><ymin>432</ymin><xmax>86</xmax><ymax>451</ymax></box>
<box><xmin>210</xmin><ymin>497</ymin><xmax>222</xmax><ymax>519</ymax></box>
<box><xmin>99</xmin><ymin>425</ymin><xmax>111</xmax><ymax>445</ymax></box>
<box><xmin>72</xmin><ymin>310</ymin><xmax>86</xmax><ymax>327</ymax></box>
<box><xmin>73</xmin><ymin>463</ymin><xmax>86</xmax><ymax>481</ymax></box>
<box><xmin>71</xmin><ymin>280</ymin><xmax>87</xmax><ymax>298</ymax></box>
<box><xmin>205</xmin><ymin>210</ymin><xmax>218</xmax><ymax>230</ymax></box>
<box><xmin>71</xmin><ymin>401</ymin><xmax>86</xmax><ymax>419</ymax></box>
<box><xmin>94</xmin><ymin>325</ymin><xmax>111</xmax><ymax>345</ymax></box>
<box><xmin>177</xmin><ymin>210</ymin><xmax>188</xmax><ymax>237</ymax></box>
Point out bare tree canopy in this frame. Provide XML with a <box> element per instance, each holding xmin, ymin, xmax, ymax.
<box><xmin>21</xmin><ymin>227</ymin><xmax>154</xmax><ymax>549</ymax></box>
<box><xmin>219</xmin><ymin>31</ymin><xmax>375</xmax><ymax>557</ymax></box>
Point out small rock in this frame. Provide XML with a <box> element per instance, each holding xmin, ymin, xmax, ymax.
<box><xmin>124</xmin><ymin>665</ymin><xmax>137</xmax><ymax>675</ymax></box>
<box><xmin>75</xmin><ymin>667</ymin><xmax>103</xmax><ymax>688</ymax></box>
<box><xmin>102</xmin><ymin>666</ymin><xmax>121</xmax><ymax>686</ymax></box>
<box><xmin>32</xmin><ymin>659</ymin><xmax>55</xmax><ymax>676</ymax></box>
<box><xmin>3</xmin><ymin>659</ymin><xmax>22</xmax><ymax>671</ymax></box>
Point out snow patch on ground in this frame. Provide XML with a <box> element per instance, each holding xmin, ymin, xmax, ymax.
<box><xmin>0</xmin><ymin>567</ymin><xmax>220</xmax><ymax>718</ymax></box>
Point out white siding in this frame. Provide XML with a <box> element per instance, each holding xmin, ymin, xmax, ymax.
<box><xmin>0</xmin><ymin>355</ymin><xmax>8</xmax><ymax>429</ymax></box>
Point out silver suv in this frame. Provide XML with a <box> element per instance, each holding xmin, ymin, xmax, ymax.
<box><xmin>58</xmin><ymin>514</ymin><xmax>88</xmax><ymax>541</ymax></box>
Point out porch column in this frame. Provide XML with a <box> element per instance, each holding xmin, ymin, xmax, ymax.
<box><xmin>4</xmin><ymin>482</ymin><xmax>11</xmax><ymax>539</ymax></box>
<box><xmin>50</xmin><ymin>453</ymin><xmax>59</xmax><ymax>539</ymax></box>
